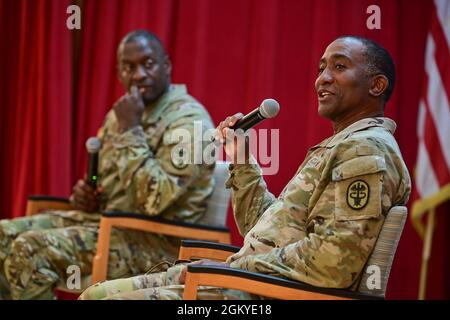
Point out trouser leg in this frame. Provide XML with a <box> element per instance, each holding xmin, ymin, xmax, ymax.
<box><xmin>4</xmin><ymin>225</ymin><xmax>99</xmax><ymax>299</ymax></box>
<box><xmin>80</xmin><ymin>263</ymin><xmax>254</xmax><ymax>300</ymax></box>
<box><xmin>5</xmin><ymin>223</ymin><xmax>179</xmax><ymax>300</ymax></box>
<box><xmin>0</xmin><ymin>211</ymin><xmax>91</xmax><ymax>299</ymax></box>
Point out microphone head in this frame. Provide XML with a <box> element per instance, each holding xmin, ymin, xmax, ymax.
<box><xmin>86</xmin><ymin>137</ymin><xmax>101</xmax><ymax>154</ymax></box>
<box><xmin>259</xmin><ymin>99</ymin><xmax>280</xmax><ymax>119</ymax></box>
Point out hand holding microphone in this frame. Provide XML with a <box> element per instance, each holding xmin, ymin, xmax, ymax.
<box><xmin>69</xmin><ymin>137</ymin><xmax>102</xmax><ymax>212</ymax></box>
<box><xmin>215</xmin><ymin>98</ymin><xmax>280</xmax><ymax>164</ymax></box>
<box><xmin>85</xmin><ymin>137</ymin><xmax>101</xmax><ymax>188</ymax></box>
<box><xmin>215</xmin><ymin>98</ymin><xmax>280</xmax><ymax>141</ymax></box>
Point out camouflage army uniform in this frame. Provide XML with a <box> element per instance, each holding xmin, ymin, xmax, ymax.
<box><xmin>0</xmin><ymin>84</ymin><xmax>215</xmax><ymax>300</ymax></box>
<box><xmin>79</xmin><ymin>117</ymin><xmax>411</xmax><ymax>300</ymax></box>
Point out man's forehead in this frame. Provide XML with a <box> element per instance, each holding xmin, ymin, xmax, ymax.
<box><xmin>118</xmin><ymin>38</ymin><xmax>160</xmax><ymax>60</ymax></box>
<box><xmin>320</xmin><ymin>38</ymin><xmax>365</xmax><ymax>62</ymax></box>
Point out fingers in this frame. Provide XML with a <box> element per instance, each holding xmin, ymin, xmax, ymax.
<box><xmin>179</xmin><ymin>260</ymin><xmax>207</xmax><ymax>284</ymax></box>
<box><xmin>229</xmin><ymin>113</ymin><xmax>244</xmax><ymax>126</ymax></box>
<box><xmin>179</xmin><ymin>265</ymin><xmax>188</xmax><ymax>284</ymax></box>
<box><xmin>193</xmin><ymin>259</ymin><xmax>230</xmax><ymax>268</ymax></box>
<box><xmin>71</xmin><ymin>179</ymin><xmax>99</xmax><ymax>212</ymax></box>
<box><xmin>130</xmin><ymin>84</ymin><xmax>140</xmax><ymax>98</ymax></box>
<box><xmin>113</xmin><ymin>95</ymin><xmax>126</xmax><ymax>110</ymax></box>
<box><xmin>115</xmin><ymin>86</ymin><xmax>141</xmax><ymax>107</ymax></box>
<box><xmin>215</xmin><ymin>113</ymin><xmax>244</xmax><ymax>143</ymax></box>
<box><xmin>179</xmin><ymin>260</ymin><xmax>229</xmax><ymax>284</ymax></box>
<box><xmin>78</xmin><ymin>180</ymin><xmax>96</xmax><ymax>200</ymax></box>
<box><xmin>113</xmin><ymin>89</ymin><xmax>144</xmax><ymax>131</ymax></box>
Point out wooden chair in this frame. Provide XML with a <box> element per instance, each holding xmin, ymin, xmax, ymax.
<box><xmin>91</xmin><ymin>161</ymin><xmax>232</xmax><ymax>283</ymax></box>
<box><xmin>183</xmin><ymin>206</ymin><xmax>408</xmax><ymax>300</ymax></box>
<box><xmin>25</xmin><ymin>161</ymin><xmax>232</xmax><ymax>293</ymax></box>
<box><xmin>26</xmin><ymin>195</ymin><xmax>74</xmax><ymax>216</ymax></box>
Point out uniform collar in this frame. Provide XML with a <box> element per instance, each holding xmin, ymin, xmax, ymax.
<box><xmin>312</xmin><ymin>117</ymin><xmax>397</xmax><ymax>149</ymax></box>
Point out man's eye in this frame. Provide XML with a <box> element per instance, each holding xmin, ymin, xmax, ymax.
<box><xmin>335</xmin><ymin>64</ymin><xmax>346</xmax><ymax>70</ymax></box>
<box><xmin>122</xmin><ymin>64</ymin><xmax>132</xmax><ymax>72</ymax></box>
<box><xmin>145</xmin><ymin>60</ymin><xmax>155</xmax><ymax>68</ymax></box>
<box><xmin>318</xmin><ymin>67</ymin><xmax>324</xmax><ymax>74</ymax></box>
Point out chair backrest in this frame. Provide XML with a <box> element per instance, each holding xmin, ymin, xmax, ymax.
<box><xmin>357</xmin><ymin>206</ymin><xmax>408</xmax><ymax>297</ymax></box>
<box><xmin>197</xmin><ymin>161</ymin><xmax>231</xmax><ymax>227</ymax></box>
<box><xmin>26</xmin><ymin>195</ymin><xmax>73</xmax><ymax>216</ymax></box>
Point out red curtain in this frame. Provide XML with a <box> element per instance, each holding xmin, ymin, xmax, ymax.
<box><xmin>1</xmin><ymin>0</ymin><xmax>448</xmax><ymax>299</ymax></box>
<box><xmin>0</xmin><ymin>0</ymin><xmax>73</xmax><ymax>218</ymax></box>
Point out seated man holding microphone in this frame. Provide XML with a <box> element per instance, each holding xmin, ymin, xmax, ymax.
<box><xmin>0</xmin><ymin>29</ymin><xmax>215</xmax><ymax>300</ymax></box>
<box><xmin>79</xmin><ymin>35</ymin><xmax>411</xmax><ymax>300</ymax></box>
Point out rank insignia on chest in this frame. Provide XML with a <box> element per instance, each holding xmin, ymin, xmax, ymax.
<box><xmin>346</xmin><ymin>180</ymin><xmax>370</xmax><ymax>210</ymax></box>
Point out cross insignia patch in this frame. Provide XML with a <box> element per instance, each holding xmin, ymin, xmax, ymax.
<box><xmin>346</xmin><ymin>180</ymin><xmax>370</xmax><ymax>210</ymax></box>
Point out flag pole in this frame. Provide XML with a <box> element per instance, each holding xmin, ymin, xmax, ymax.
<box><xmin>418</xmin><ymin>208</ymin><xmax>436</xmax><ymax>300</ymax></box>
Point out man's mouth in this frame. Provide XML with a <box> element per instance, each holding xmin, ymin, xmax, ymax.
<box><xmin>317</xmin><ymin>89</ymin><xmax>334</xmax><ymax>101</ymax></box>
<box><xmin>137</xmin><ymin>85</ymin><xmax>152</xmax><ymax>94</ymax></box>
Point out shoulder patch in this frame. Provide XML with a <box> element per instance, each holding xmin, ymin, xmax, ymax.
<box><xmin>346</xmin><ymin>180</ymin><xmax>370</xmax><ymax>210</ymax></box>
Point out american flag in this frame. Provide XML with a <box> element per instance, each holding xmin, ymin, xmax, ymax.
<box><xmin>412</xmin><ymin>0</ymin><xmax>450</xmax><ymax>300</ymax></box>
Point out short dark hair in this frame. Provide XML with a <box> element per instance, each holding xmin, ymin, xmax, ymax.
<box><xmin>338</xmin><ymin>35</ymin><xmax>396</xmax><ymax>104</ymax></box>
<box><xmin>118</xmin><ymin>30</ymin><xmax>166</xmax><ymax>58</ymax></box>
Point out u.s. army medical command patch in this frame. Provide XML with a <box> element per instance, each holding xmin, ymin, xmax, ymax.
<box><xmin>346</xmin><ymin>180</ymin><xmax>370</xmax><ymax>210</ymax></box>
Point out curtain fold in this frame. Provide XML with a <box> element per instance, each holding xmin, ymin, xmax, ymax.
<box><xmin>0</xmin><ymin>0</ymin><xmax>73</xmax><ymax>219</ymax></box>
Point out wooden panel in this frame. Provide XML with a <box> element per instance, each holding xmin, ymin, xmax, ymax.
<box><xmin>183</xmin><ymin>273</ymin><xmax>352</xmax><ymax>300</ymax></box>
<box><xmin>178</xmin><ymin>246</ymin><xmax>234</xmax><ymax>261</ymax></box>
<box><xmin>91</xmin><ymin>216</ymin><xmax>231</xmax><ymax>284</ymax></box>
<box><xmin>105</xmin><ymin>217</ymin><xmax>231</xmax><ymax>244</ymax></box>
<box><xmin>91</xmin><ymin>219</ymin><xmax>113</xmax><ymax>284</ymax></box>
<box><xmin>26</xmin><ymin>200</ymin><xmax>73</xmax><ymax>216</ymax></box>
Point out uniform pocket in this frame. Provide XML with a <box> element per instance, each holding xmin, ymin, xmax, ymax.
<box><xmin>332</xmin><ymin>155</ymin><xmax>386</xmax><ymax>221</ymax></box>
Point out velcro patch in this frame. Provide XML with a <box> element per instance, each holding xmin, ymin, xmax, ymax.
<box><xmin>346</xmin><ymin>180</ymin><xmax>370</xmax><ymax>210</ymax></box>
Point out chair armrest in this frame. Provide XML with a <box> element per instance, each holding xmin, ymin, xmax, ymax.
<box><xmin>92</xmin><ymin>211</ymin><xmax>231</xmax><ymax>284</ymax></box>
<box><xmin>26</xmin><ymin>195</ymin><xmax>73</xmax><ymax>216</ymax></box>
<box><xmin>103</xmin><ymin>211</ymin><xmax>230</xmax><ymax>233</ymax></box>
<box><xmin>184</xmin><ymin>265</ymin><xmax>383</xmax><ymax>300</ymax></box>
<box><xmin>181</xmin><ymin>240</ymin><xmax>240</xmax><ymax>252</ymax></box>
<box><xmin>179</xmin><ymin>240</ymin><xmax>240</xmax><ymax>261</ymax></box>
<box><xmin>28</xmin><ymin>195</ymin><xmax>71</xmax><ymax>202</ymax></box>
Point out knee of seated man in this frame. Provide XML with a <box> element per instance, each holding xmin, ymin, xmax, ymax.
<box><xmin>0</xmin><ymin>219</ymin><xmax>21</xmax><ymax>255</ymax></box>
<box><xmin>3</xmin><ymin>231</ymin><xmax>49</xmax><ymax>284</ymax></box>
<box><xmin>79</xmin><ymin>281</ymin><xmax>109</xmax><ymax>300</ymax></box>
<box><xmin>79</xmin><ymin>275</ymin><xmax>143</xmax><ymax>300</ymax></box>
<box><xmin>6</xmin><ymin>230</ymin><xmax>57</xmax><ymax>266</ymax></box>
<box><xmin>12</xmin><ymin>230</ymin><xmax>44</xmax><ymax>250</ymax></box>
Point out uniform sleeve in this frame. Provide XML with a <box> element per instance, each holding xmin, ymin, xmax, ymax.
<box><xmin>225</xmin><ymin>156</ymin><xmax>277</xmax><ymax>236</ymax></box>
<box><xmin>230</xmin><ymin>150</ymin><xmax>390</xmax><ymax>289</ymax></box>
<box><xmin>107</xmin><ymin>110</ymin><xmax>213</xmax><ymax>216</ymax></box>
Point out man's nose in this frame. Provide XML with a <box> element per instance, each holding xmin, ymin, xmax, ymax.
<box><xmin>132</xmin><ymin>65</ymin><xmax>147</xmax><ymax>82</ymax></box>
<box><xmin>316</xmin><ymin>68</ymin><xmax>334</xmax><ymax>86</ymax></box>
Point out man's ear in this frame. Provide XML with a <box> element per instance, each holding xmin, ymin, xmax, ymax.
<box><xmin>116</xmin><ymin>65</ymin><xmax>122</xmax><ymax>81</ymax></box>
<box><xmin>117</xmin><ymin>64</ymin><xmax>129</xmax><ymax>92</ymax></box>
<box><xmin>164</xmin><ymin>55</ymin><xmax>172</xmax><ymax>76</ymax></box>
<box><xmin>369</xmin><ymin>74</ymin><xmax>388</xmax><ymax>98</ymax></box>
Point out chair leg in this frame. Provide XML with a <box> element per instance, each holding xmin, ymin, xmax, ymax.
<box><xmin>178</xmin><ymin>246</ymin><xmax>190</xmax><ymax>261</ymax></box>
<box><xmin>183</xmin><ymin>272</ymin><xmax>199</xmax><ymax>300</ymax></box>
<box><xmin>91</xmin><ymin>219</ymin><xmax>113</xmax><ymax>284</ymax></box>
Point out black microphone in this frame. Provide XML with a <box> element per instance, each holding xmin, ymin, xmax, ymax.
<box><xmin>85</xmin><ymin>137</ymin><xmax>101</xmax><ymax>189</ymax></box>
<box><xmin>212</xmin><ymin>99</ymin><xmax>280</xmax><ymax>144</ymax></box>
<box><xmin>231</xmin><ymin>98</ymin><xmax>280</xmax><ymax>131</ymax></box>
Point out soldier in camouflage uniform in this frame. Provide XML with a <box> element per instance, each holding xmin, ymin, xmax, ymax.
<box><xmin>79</xmin><ymin>35</ymin><xmax>412</xmax><ymax>300</ymax></box>
<box><xmin>0</xmin><ymin>30</ymin><xmax>215</xmax><ymax>300</ymax></box>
